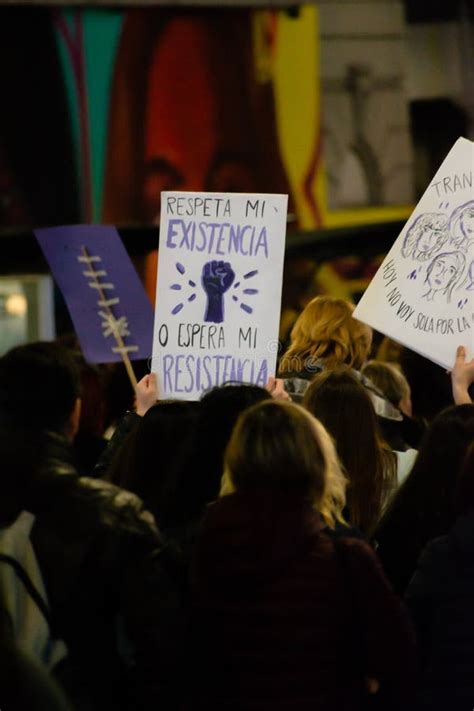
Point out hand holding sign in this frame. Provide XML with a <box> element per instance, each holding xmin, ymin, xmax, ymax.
<box><xmin>451</xmin><ymin>345</ymin><xmax>474</xmax><ymax>405</ymax></box>
<box><xmin>266</xmin><ymin>376</ymin><xmax>292</xmax><ymax>401</ymax></box>
<box><xmin>135</xmin><ymin>373</ymin><xmax>159</xmax><ymax>416</ymax></box>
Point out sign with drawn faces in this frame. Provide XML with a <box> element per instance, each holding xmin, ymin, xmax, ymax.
<box><xmin>354</xmin><ymin>137</ymin><xmax>474</xmax><ymax>370</ymax></box>
<box><xmin>152</xmin><ymin>191</ymin><xmax>288</xmax><ymax>399</ymax></box>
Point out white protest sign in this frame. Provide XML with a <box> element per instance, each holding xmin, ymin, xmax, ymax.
<box><xmin>152</xmin><ymin>191</ymin><xmax>288</xmax><ymax>399</ymax></box>
<box><xmin>354</xmin><ymin>137</ymin><xmax>474</xmax><ymax>370</ymax></box>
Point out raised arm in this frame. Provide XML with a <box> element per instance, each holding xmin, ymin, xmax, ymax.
<box><xmin>93</xmin><ymin>374</ymin><xmax>159</xmax><ymax>478</ymax></box>
<box><xmin>135</xmin><ymin>373</ymin><xmax>159</xmax><ymax>416</ymax></box>
<box><xmin>451</xmin><ymin>345</ymin><xmax>474</xmax><ymax>405</ymax></box>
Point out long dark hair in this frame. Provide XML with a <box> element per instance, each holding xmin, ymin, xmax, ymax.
<box><xmin>452</xmin><ymin>436</ymin><xmax>474</xmax><ymax>519</ymax></box>
<box><xmin>376</xmin><ymin>404</ymin><xmax>474</xmax><ymax>592</ymax></box>
<box><xmin>195</xmin><ymin>384</ymin><xmax>271</xmax><ymax>504</ymax></box>
<box><xmin>303</xmin><ymin>366</ymin><xmax>396</xmax><ymax>536</ymax></box>
<box><xmin>107</xmin><ymin>401</ymin><xmax>200</xmax><ymax>529</ymax></box>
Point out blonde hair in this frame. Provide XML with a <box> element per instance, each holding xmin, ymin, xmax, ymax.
<box><xmin>376</xmin><ymin>336</ymin><xmax>403</xmax><ymax>363</ymax></box>
<box><xmin>220</xmin><ymin>400</ymin><xmax>347</xmax><ymax>528</ymax></box>
<box><xmin>279</xmin><ymin>296</ymin><xmax>372</xmax><ymax>374</ymax></box>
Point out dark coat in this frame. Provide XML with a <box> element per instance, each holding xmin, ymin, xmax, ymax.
<box><xmin>375</xmin><ymin>517</ymin><xmax>429</xmax><ymax>597</ymax></box>
<box><xmin>405</xmin><ymin>511</ymin><xmax>474</xmax><ymax>710</ymax></box>
<box><xmin>375</xmin><ymin>490</ymin><xmax>452</xmax><ymax>597</ymax></box>
<box><xmin>92</xmin><ymin>411</ymin><xmax>141</xmax><ymax>480</ymax></box>
<box><xmin>94</xmin><ymin>412</ymin><xmax>202</xmax><ymax>569</ymax></box>
<box><xmin>188</xmin><ymin>491</ymin><xmax>415</xmax><ymax>711</ymax></box>
<box><xmin>23</xmin><ymin>433</ymin><xmax>184</xmax><ymax>711</ymax></box>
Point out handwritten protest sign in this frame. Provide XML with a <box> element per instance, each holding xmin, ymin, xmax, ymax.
<box><xmin>152</xmin><ymin>192</ymin><xmax>288</xmax><ymax>399</ymax></box>
<box><xmin>35</xmin><ymin>225</ymin><xmax>154</xmax><ymax>371</ymax></box>
<box><xmin>354</xmin><ymin>137</ymin><xmax>474</xmax><ymax>370</ymax></box>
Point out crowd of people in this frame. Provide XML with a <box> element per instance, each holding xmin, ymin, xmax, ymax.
<box><xmin>2</xmin><ymin>294</ymin><xmax>474</xmax><ymax>710</ymax></box>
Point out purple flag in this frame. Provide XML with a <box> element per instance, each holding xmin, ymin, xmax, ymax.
<box><xmin>35</xmin><ymin>225</ymin><xmax>154</xmax><ymax>363</ymax></box>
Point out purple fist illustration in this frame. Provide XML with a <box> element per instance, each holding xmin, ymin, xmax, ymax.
<box><xmin>202</xmin><ymin>260</ymin><xmax>235</xmax><ymax>323</ymax></box>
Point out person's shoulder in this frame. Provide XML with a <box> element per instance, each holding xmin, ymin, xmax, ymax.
<box><xmin>422</xmin><ymin>534</ymin><xmax>449</xmax><ymax>556</ymax></box>
<box><xmin>405</xmin><ymin>535</ymin><xmax>451</xmax><ymax>599</ymax></box>
<box><xmin>414</xmin><ymin>534</ymin><xmax>450</xmax><ymax>574</ymax></box>
<box><xmin>334</xmin><ymin>536</ymin><xmax>381</xmax><ymax>568</ymax></box>
<box><xmin>334</xmin><ymin>536</ymin><xmax>373</xmax><ymax>554</ymax></box>
<box><xmin>75</xmin><ymin>476</ymin><xmax>159</xmax><ymax>538</ymax></box>
<box><xmin>324</xmin><ymin>522</ymin><xmax>366</xmax><ymax>541</ymax></box>
<box><xmin>318</xmin><ymin>528</ymin><xmax>377</xmax><ymax>562</ymax></box>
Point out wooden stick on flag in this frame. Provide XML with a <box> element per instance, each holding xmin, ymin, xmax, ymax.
<box><xmin>80</xmin><ymin>245</ymin><xmax>138</xmax><ymax>390</ymax></box>
<box><xmin>35</xmin><ymin>225</ymin><xmax>154</xmax><ymax>381</ymax></box>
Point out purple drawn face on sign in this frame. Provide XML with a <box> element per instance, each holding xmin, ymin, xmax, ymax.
<box><xmin>402</xmin><ymin>213</ymin><xmax>449</xmax><ymax>261</ymax></box>
<box><xmin>429</xmin><ymin>256</ymin><xmax>458</xmax><ymax>289</ymax></box>
<box><xmin>416</xmin><ymin>227</ymin><xmax>446</xmax><ymax>255</ymax></box>
<box><xmin>461</xmin><ymin>209</ymin><xmax>474</xmax><ymax>239</ymax></box>
<box><xmin>424</xmin><ymin>250</ymin><xmax>465</xmax><ymax>303</ymax></box>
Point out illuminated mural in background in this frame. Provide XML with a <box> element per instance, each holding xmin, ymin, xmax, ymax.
<box><xmin>0</xmin><ymin>5</ymin><xmax>414</xmax><ymax>226</ymax></box>
<box><xmin>0</xmin><ymin>5</ymin><xmax>414</xmax><ymax>304</ymax></box>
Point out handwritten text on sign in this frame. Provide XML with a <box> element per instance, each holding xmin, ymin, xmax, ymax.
<box><xmin>152</xmin><ymin>192</ymin><xmax>288</xmax><ymax>399</ymax></box>
<box><xmin>354</xmin><ymin>138</ymin><xmax>474</xmax><ymax>370</ymax></box>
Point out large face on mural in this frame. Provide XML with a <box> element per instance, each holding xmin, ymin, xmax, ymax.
<box><xmin>141</xmin><ymin>17</ymin><xmax>258</xmax><ymax>223</ymax></box>
<box><xmin>104</xmin><ymin>11</ymin><xmax>293</xmax><ymax>228</ymax></box>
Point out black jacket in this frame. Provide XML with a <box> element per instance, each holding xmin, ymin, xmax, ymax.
<box><xmin>21</xmin><ymin>433</ymin><xmax>184</xmax><ymax>711</ymax></box>
<box><xmin>405</xmin><ymin>511</ymin><xmax>474</xmax><ymax>710</ymax></box>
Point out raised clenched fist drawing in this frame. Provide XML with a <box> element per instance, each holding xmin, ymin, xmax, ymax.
<box><xmin>202</xmin><ymin>260</ymin><xmax>235</xmax><ymax>323</ymax></box>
